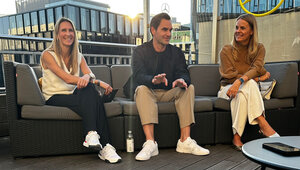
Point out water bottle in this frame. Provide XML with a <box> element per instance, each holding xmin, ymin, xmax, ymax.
<box><xmin>126</xmin><ymin>130</ymin><xmax>134</xmax><ymax>153</ymax></box>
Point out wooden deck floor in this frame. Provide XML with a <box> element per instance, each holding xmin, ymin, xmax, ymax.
<box><xmin>0</xmin><ymin>136</ymin><xmax>277</xmax><ymax>170</ymax></box>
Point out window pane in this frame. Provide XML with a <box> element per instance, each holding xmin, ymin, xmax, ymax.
<box><xmin>55</xmin><ymin>7</ymin><xmax>63</xmax><ymax>23</ymax></box>
<box><xmin>91</xmin><ymin>10</ymin><xmax>99</xmax><ymax>32</ymax></box>
<box><xmin>125</xmin><ymin>17</ymin><xmax>131</xmax><ymax>36</ymax></box>
<box><xmin>100</xmin><ymin>11</ymin><xmax>108</xmax><ymax>33</ymax></box>
<box><xmin>139</xmin><ymin>18</ymin><xmax>143</xmax><ymax>36</ymax></box>
<box><xmin>47</xmin><ymin>8</ymin><xmax>54</xmax><ymax>31</ymax></box>
<box><xmin>132</xmin><ymin>18</ymin><xmax>138</xmax><ymax>36</ymax></box>
<box><xmin>31</xmin><ymin>12</ymin><xmax>38</xmax><ymax>33</ymax></box>
<box><xmin>65</xmin><ymin>6</ymin><xmax>80</xmax><ymax>29</ymax></box>
<box><xmin>81</xmin><ymin>8</ymin><xmax>87</xmax><ymax>30</ymax></box>
<box><xmin>16</xmin><ymin>14</ymin><xmax>24</xmax><ymax>35</ymax></box>
<box><xmin>9</xmin><ymin>16</ymin><xmax>16</xmax><ymax>35</ymax></box>
<box><xmin>0</xmin><ymin>17</ymin><xmax>9</xmax><ymax>34</ymax></box>
<box><xmin>117</xmin><ymin>15</ymin><xmax>124</xmax><ymax>35</ymax></box>
<box><xmin>39</xmin><ymin>10</ymin><xmax>46</xmax><ymax>32</ymax></box>
<box><xmin>108</xmin><ymin>13</ymin><xmax>116</xmax><ymax>34</ymax></box>
<box><xmin>24</xmin><ymin>13</ymin><xmax>31</xmax><ymax>34</ymax></box>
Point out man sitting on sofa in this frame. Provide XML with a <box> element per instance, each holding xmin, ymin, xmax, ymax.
<box><xmin>131</xmin><ymin>13</ymin><xmax>210</xmax><ymax>161</ymax></box>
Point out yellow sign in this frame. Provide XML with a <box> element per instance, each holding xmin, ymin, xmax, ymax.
<box><xmin>239</xmin><ymin>0</ymin><xmax>284</xmax><ymax>17</ymax></box>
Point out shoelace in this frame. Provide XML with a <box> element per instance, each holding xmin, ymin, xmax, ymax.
<box><xmin>102</xmin><ymin>145</ymin><xmax>119</xmax><ymax>158</ymax></box>
<box><xmin>187</xmin><ymin>139</ymin><xmax>200</xmax><ymax>151</ymax></box>
<box><xmin>141</xmin><ymin>142</ymin><xmax>155</xmax><ymax>155</ymax></box>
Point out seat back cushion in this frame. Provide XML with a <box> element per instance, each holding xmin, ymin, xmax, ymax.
<box><xmin>16</xmin><ymin>63</ymin><xmax>45</xmax><ymax>105</ymax></box>
<box><xmin>265</xmin><ymin>62</ymin><xmax>298</xmax><ymax>98</ymax></box>
<box><xmin>89</xmin><ymin>65</ymin><xmax>111</xmax><ymax>95</ymax></box>
<box><xmin>110</xmin><ymin>65</ymin><xmax>132</xmax><ymax>97</ymax></box>
<box><xmin>188</xmin><ymin>64</ymin><xmax>220</xmax><ymax>96</ymax></box>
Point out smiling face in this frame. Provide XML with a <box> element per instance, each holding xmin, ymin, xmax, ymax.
<box><xmin>57</xmin><ymin>21</ymin><xmax>75</xmax><ymax>48</ymax></box>
<box><xmin>234</xmin><ymin>19</ymin><xmax>253</xmax><ymax>46</ymax></box>
<box><xmin>151</xmin><ymin>19</ymin><xmax>172</xmax><ymax>51</ymax></box>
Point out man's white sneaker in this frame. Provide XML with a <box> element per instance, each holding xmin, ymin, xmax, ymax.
<box><xmin>176</xmin><ymin>137</ymin><xmax>210</xmax><ymax>156</ymax></box>
<box><xmin>98</xmin><ymin>144</ymin><xmax>121</xmax><ymax>163</ymax></box>
<box><xmin>83</xmin><ymin>131</ymin><xmax>102</xmax><ymax>150</ymax></box>
<box><xmin>135</xmin><ymin>140</ymin><xmax>159</xmax><ymax>161</ymax></box>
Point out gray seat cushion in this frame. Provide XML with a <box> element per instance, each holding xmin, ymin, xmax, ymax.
<box><xmin>16</xmin><ymin>63</ymin><xmax>45</xmax><ymax>106</ymax></box>
<box><xmin>21</xmin><ymin>101</ymin><xmax>123</xmax><ymax>120</ymax></box>
<box><xmin>214</xmin><ymin>97</ymin><xmax>295</xmax><ymax>111</ymax></box>
<box><xmin>194</xmin><ymin>96</ymin><xmax>214</xmax><ymax>112</ymax></box>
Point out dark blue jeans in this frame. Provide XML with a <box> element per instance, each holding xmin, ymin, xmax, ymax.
<box><xmin>46</xmin><ymin>83</ymin><xmax>111</xmax><ymax>145</ymax></box>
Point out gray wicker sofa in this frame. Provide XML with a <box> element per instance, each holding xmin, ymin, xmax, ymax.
<box><xmin>4</xmin><ymin>60</ymin><xmax>300</xmax><ymax>158</ymax></box>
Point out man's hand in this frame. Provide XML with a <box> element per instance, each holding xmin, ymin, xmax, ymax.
<box><xmin>152</xmin><ymin>73</ymin><xmax>168</xmax><ymax>86</ymax></box>
<box><xmin>172</xmin><ymin>78</ymin><xmax>187</xmax><ymax>89</ymax></box>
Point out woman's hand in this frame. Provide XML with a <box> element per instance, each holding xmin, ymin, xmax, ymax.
<box><xmin>226</xmin><ymin>79</ymin><xmax>242</xmax><ymax>99</ymax></box>
<box><xmin>101</xmin><ymin>81</ymin><xmax>113</xmax><ymax>95</ymax></box>
<box><xmin>260</xmin><ymin>72</ymin><xmax>270</xmax><ymax>81</ymax></box>
<box><xmin>77</xmin><ymin>74</ymin><xmax>90</xmax><ymax>89</ymax></box>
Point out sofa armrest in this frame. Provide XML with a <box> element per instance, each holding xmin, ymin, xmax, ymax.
<box><xmin>4</xmin><ymin>61</ymin><xmax>19</xmax><ymax>121</ymax></box>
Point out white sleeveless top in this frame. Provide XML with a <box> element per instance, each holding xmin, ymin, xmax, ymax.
<box><xmin>41</xmin><ymin>51</ymin><xmax>81</xmax><ymax>100</ymax></box>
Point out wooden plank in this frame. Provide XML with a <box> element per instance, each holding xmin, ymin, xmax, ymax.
<box><xmin>0</xmin><ymin>137</ymin><xmax>267</xmax><ymax>170</ymax></box>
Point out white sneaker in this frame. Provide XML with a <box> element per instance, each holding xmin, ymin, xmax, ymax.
<box><xmin>98</xmin><ymin>144</ymin><xmax>121</xmax><ymax>163</ymax></box>
<box><xmin>83</xmin><ymin>131</ymin><xmax>102</xmax><ymax>150</ymax></box>
<box><xmin>135</xmin><ymin>140</ymin><xmax>159</xmax><ymax>161</ymax></box>
<box><xmin>176</xmin><ymin>137</ymin><xmax>210</xmax><ymax>156</ymax></box>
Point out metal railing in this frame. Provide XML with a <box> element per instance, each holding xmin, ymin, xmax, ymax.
<box><xmin>0</xmin><ymin>34</ymin><xmax>198</xmax><ymax>89</ymax></box>
<box><xmin>0</xmin><ymin>34</ymin><xmax>137</xmax><ymax>88</ymax></box>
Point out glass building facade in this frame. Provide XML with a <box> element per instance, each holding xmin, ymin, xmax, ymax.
<box><xmin>196</xmin><ymin>0</ymin><xmax>300</xmax><ymax>21</ymax></box>
<box><xmin>0</xmin><ymin>4</ymin><xmax>144</xmax><ymax>54</ymax></box>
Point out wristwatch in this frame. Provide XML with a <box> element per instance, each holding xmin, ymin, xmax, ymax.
<box><xmin>239</xmin><ymin>78</ymin><xmax>244</xmax><ymax>84</ymax></box>
<box><xmin>88</xmin><ymin>72</ymin><xmax>96</xmax><ymax>80</ymax></box>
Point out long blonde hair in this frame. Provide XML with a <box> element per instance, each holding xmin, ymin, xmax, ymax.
<box><xmin>232</xmin><ymin>14</ymin><xmax>258</xmax><ymax>62</ymax></box>
<box><xmin>46</xmin><ymin>17</ymin><xmax>79</xmax><ymax>75</ymax></box>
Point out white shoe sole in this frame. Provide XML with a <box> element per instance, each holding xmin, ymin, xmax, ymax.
<box><xmin>176</xmin><ymin>147</ymin><xmax>210</xmax><ymax>156</ymax></box>
<box><xmin>98</xmin><ymin>154</ymin><xmax>121</xmax><ymax>164</ymax></box>
<box><xmin>135</xmin><ymin>150</ymin><xmax>159</xmax><ymax>161</ymax></box>
<box><xmin>83</xmin><ymin>142</ymin><xmax>101</xmax><ymax>150</ymax></box>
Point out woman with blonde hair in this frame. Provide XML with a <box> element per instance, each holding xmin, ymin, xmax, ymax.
<box><xmin>218</xmin><ymin>14</ymin><xmax>279</xmax><ymax>150</ymax></box>
<box><xmin>40</xmin><ymin>17</ymin><xmax>121</xmax><ymax>163</ymax></box>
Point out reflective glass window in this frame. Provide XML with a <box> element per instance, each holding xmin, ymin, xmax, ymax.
<box><xmin>16</xmin><ymin>14</ymin><xmax>24</xmax><ymax>35</ymax></box>
<box><xmin>259</xmin><ymin>0</ymin><xmax>267</xmax><ymax>11</ymax></box>
<box><xmin>0</xmin><ymin>17</ymin><xmax>9</xmax><ymax>34</ymax></box>
<box><xmin>117</xmin><ymin>15</ymin><xmax>124</xmax><ymax>35</ymax></box>
<box><xmin>55</xmin><ymin>7</ymin><xmax>63</xmax><ymax>22</ymax></box>
<box><xmin>91</xmin><ymin>10</ymin><xmax>99</xmax><ymax>32</ymax></box>
<box><xmin>47</xmin><ymin>8</ymin><xmax>55</xmax><ymax>31</ymax></box>
<box><xmin>132</xmin><ymin>18</ymin><xmax>138</xmax><ymax>36</ymax></box>
<box><xmin>24</xmin><ymin>13</ymin><xmax>31</xmax><ymax>34</ymax></box>
<box><xmin>224</xmin><ymin>0</ymin><xmax>232</xmax><ymax>13</ymax></box>
<box><xmin>108</xmin><ymin>13</ymin><xmax>116</xmax><ymax>34</ymax></box>
<box><xmin>81</xmin><ymin>8</ymin><xmax>90</xmax><ymax>31</ymax></box>
<box><xmin>296</xmin><ymin>0</ymin><xmax>300</xmax><ymax>6</ymax></box>
<box><xmin>31</xmin><ymin>12</ymin><xmax>38</xmax><ymax>33</ymax></box>
<box><xmin>9</xmin><ymin>16</ymin><xmax>17</xmax><ymax>35</ymax></box>
<box><xmin>81</xmin><ymin>8</ymin><xmax>86</xmax><ymax>30</ymax></box>
<box><xmin>125</xmin><ymin>17</ymin><xmax>131</xmax><ymax>36</ymax></box>
<box><xmin>100</xmin><ymin>11</ymin><xmax>108</xmax><ymax>33</ymax></box>
<box><xmin>139</xmin><ymin>18</ymin><xmax>144</xmax><ymax>36</ymax></box>
<box><xmin>65</xmin><ymin>6</ymin><xmax>80</xmax><ymax>29</ymax></box>
<box><xmin>39</xmin><ymin>10</ymin><xmax>47</xmax><ymax>32</ymax></box>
